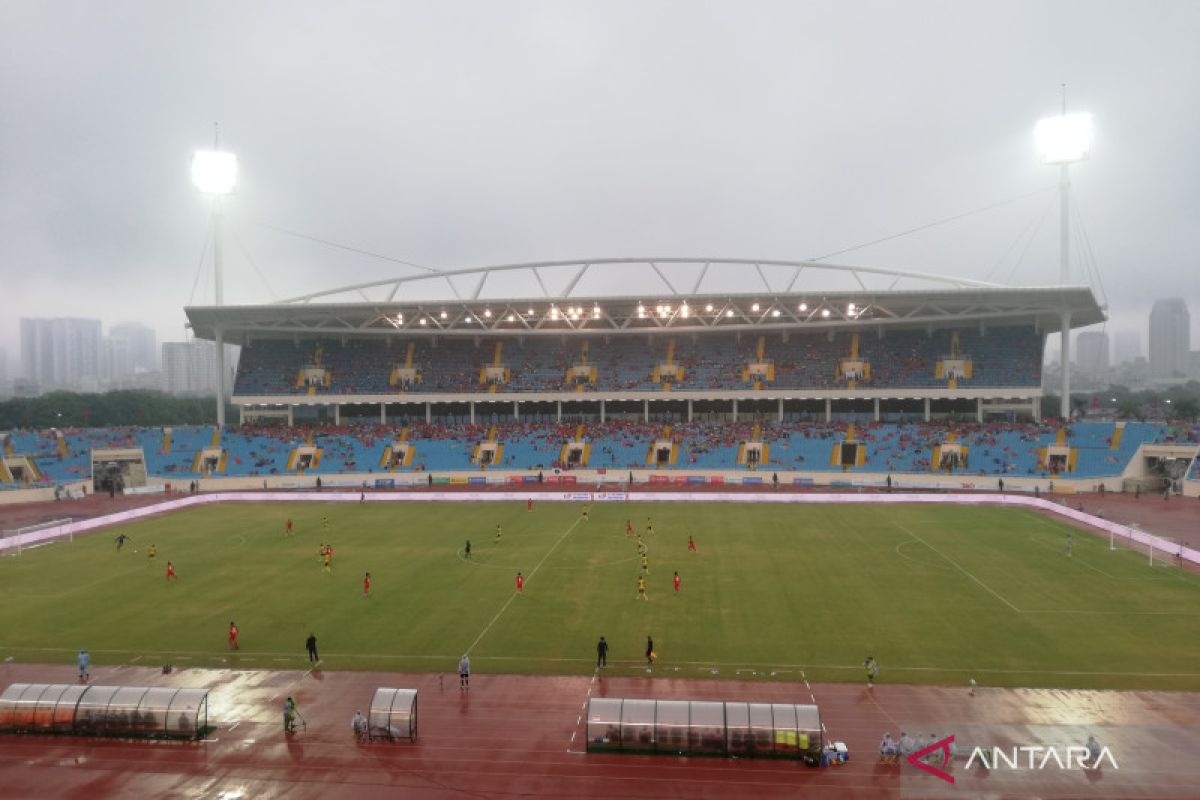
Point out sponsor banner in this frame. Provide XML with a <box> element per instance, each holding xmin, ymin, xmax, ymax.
<box><xmin>673</xmin><ymin>476</ymin><xmax>688</xmax><ymax>484</ymax></box>
<box><xmin>830</xmin><ymin>480</ymin><xmax>853</xmax><ymax>488</ymax></box>
<box><xmin>547</xmin><ymin>475</ymin><xmax>578</xmax><ymax>485</ymax></box>
<box><xmin>123</xmin><ymin>485</ymin><xmax>165</xmax><ymax>496</ymax></box>
<box><xmin>649</xmin><ymin>475</ymin><xmax>671</xmax><ymax>484</ymax></box>
<box><xmin>708</xmin><ymin>476</ymin><xmax>724</xmax><ymax>484</ymax></box>
<box><xmin>594</xmin><ymin>492</ymin><xmax>627</xmax><ymax>502</ymax></box>
<box><xmin>686</xmin><ymin>476</ymin><xmax>705</xmax><ymax>484</ymax></box>
<box><xmin>522</xmin><ymin>475</ymin><xmax>539</xmax><ymax>483</ymax></box>
<box><xmin>373</xmin><ymin>479</ymin><xmax>395</xmax><ymax>489</ymax></box>
<box><xmin>506</xmin><ymin>476</ymin><xmax>524</xmax><ymax>484</ymax></box>
<box><xmin>568</xmin><ymin>491</ymin><xmax>592</xmax><ymax>501</ymax></box>
<box><xmin>467</xmin><ymin>477</ymin><xmax>488</xmax><ymax>485</ymax></box>
<box><xmin>433</xmin><ymin>477</ymin><xmax>452</xmax><ymax>485</ymax></box>
<box><xmin>448</xmin><ymin>476</ymin><xmax>469</xmax><ymax>485</ymax></box>
<box><xmin>741</xmin><ymin>476</ymin><xmax>763</xmax><ymax>485</ymax></box>
<box><xmin>596</xmin><ymin>468</ymin><xmax>607</xmax><ymax>475</ymax></box>
<box><xmin>793</xmin><ymin>477</ymin><xmax>814</xmax><ymax>486</ymax></box>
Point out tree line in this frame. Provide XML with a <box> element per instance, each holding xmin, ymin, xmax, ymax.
<box><xmin>0</xmin><ymin>391</ymin><xmax>233</xmax><ymax>429</ymax></box>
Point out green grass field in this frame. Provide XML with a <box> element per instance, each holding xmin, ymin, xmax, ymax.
<box><xmin>2</xmin><ymin>501</ymin><xmax>1198</xmax><ymax>691</ymax></box>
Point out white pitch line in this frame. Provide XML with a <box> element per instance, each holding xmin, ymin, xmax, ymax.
<box><xmin>464</xmin><ymin>517</ymin><xmax>584</xmax><ymax>656</ymax></box>
<box><xmin>891</xmin><ymin>520</ymin><xmax>1022</xmax><ymax>613</ymax></box>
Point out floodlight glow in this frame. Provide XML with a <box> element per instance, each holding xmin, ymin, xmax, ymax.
<box><xmin>507</xmin><ymin>314</ymin><xmax>515</xmax><ymax>322</ymax></box>
<box><xmin>798</xmin><ymin>303</ymin><xmax>807</xmax><ymax>312</ymax></box>
<box><xmin>527</xmin><ymin>308</ymin><xmax>534</xmax><ymax>315</ymax></box>
<box><xmin>680</xmin><ymin>303</ymin><xmax>689</xmax><ymax>318</ymax></box>
<box><xmin>821</xmin><ymin>309</ymin><xmax>830</xmax><ymax>318</ymax></box>
<box><xmin>439</xmin><ymin>311</ymin><xmax>447</xmax><ymax>319</ymax></box>
<box><xmin>771</xmin><ymin>309</ymin><xmax>780</xmax><ymax>318</ymax></box>
<box><xmin>1035</xmin><ymin>112</ymin><xmax>1093</xmax><ymax>164</ymax></box>
<box><xmin>593</xmin><ymin>306</ymin><xmax>601</xmax><ymax>318</ymax></box>
<box><xmin>484</xmin><ymin>309</ymin><xmax>492</xmax><ymax>318</ymax></box>
<box><xmin>725</xmin><ymin>309</ymin><xmax>734</xmax><ymax>318</ymax></box>
<box><xmin>191</xmin><ymin>150</ymin><xmax>238</xmax><ymax>194</ymax></box>
<box><xmin>419</xmin><ymin>318</ymin><xmax>427</xmax><ymax>326</ymax></box>
<box><xmin>705</xmin><ymin>304</ymin><xmax>713</xmax><ymax>312</ymax></box>
<box><xmin>751</xmin><ymin>303</ymin><xmax>760</xmax><ymax>312</ymax></box>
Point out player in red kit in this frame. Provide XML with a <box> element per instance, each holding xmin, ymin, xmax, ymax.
<box><xmin>688</xmin><ymin>535</ymin><xmax>697</xmax><ymax>552</ymax></box>
<box><xmin>527</xmin><ymin>498</ymin><xmax>533</xmax><ymax>512</ymax></box>
<box><xmin>285</xmin><ymin>518</ymin><xmax>293</xmax><ymax>536</ymax></box>
<box><xmin>166</xmin><ymin>561</ymin><xmax>176</xmax><ymax>581</ymax></box>
<box><xmin>626</xmin><ymin>520</ymin><xmax>633</xmax><ymax>536</ymax></box>
<box><xmin>363</xmin><ymin>572</ymin><xmax>372</xmax><ymax>597</ymax></box>
<box><xmin>516</xmin><ymin>572</ymin><xmax>524</xmax><ymax>592</ymax></box>
<box><xmin>673</xmin><ymin>571</ymin><xmax>681</xmax><ymax>592</ymax></box>
<box><xmin>228</xmin><ymin>621</ymin><xmax>239</xmax><ymax>650</ymax></box>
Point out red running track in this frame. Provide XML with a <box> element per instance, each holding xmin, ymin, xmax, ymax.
<box><xmin>1</xmin><ymin>663</ymin><xmax>1199</xmax><ymax>799</ymax></box>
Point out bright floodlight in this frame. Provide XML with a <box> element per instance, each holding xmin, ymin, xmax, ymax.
<box><xmin>191</xmin><ymin>150</ymin><xmax>238</xmax><ymax>194</ymax></box>
<box><xmin>1035</xmin><ymin>113</ymin><xmax>1093</xmax><ymax>164</ymax></box>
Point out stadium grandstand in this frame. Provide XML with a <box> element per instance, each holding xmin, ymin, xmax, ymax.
<box><xmin>3</xmin><ymin>259</ymin><xmax>1198</xmax><ymax>492</ymax></box>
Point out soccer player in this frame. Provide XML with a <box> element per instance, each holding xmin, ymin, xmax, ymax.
<box><xmin>640</xmin><ymin>554</ymin><xmax>649</xmax><ymax>573</ymax></box>
<box><xmin>228</xmin><ymin>621</ymin><xmax>240</xmax><ymax>650</ymax></box>
<box><xmin>147</xmin><ymin>544</ymin><xmax>157</xmax><ymax>561</ymax></box>
<box><xmin>596</xmin><ymin>636</ymin><xmax>608</xmax><ymax>668</ymax></box>
<box><xmin>625</xmin><ymin>519</ymin><xmax>633</xmax><ymax>536</ymax></box>
<box><xmin>464</xmin><ymin>540</ymin><xmax>472</xmax><ymax>559</ymax></box>
<box><xmin>516</xmin><ymin>572</ymin><xmax>524</xmax><ymax>592</ymax></box>
<box><xmin>363</xmin><ymin>572</ymin><xmax>372</xmax><ymax>597</ymax></box>
<box><xmin>495</xmin><ymin>524</ymin><xmax>502</xmax><ymax>543</ymax></box>
<box><xmin>636</xmin><ymin>575</ymin><xmax>648</xmax><ymax>601</ymax></box>
<box><xmin>581</xmin><ymin>505</ymin><xmax>590</xmax><ymax>522</ymax></box>
<box><xmin>323</xmin><ymin>549</ymin><xmax>332</xmax><ymax>574</ymax></box>
<box><xmin>322</xmin><ymin>514</ymin><xmax>330</xmax><ymax>531</ymax></box>
<box><xmin>645</xmin><ymin>635</ymin><xmax>655</xmax><ymax>666</ymax></box>
<box><xmin>166</xmin><ymin>561</ymin><xmax>176</xmax><ymax>581</ymax></box>
<box><xmin>285</xmin><ymin>518</ymin><xmax>294</xmax><ymax>536</ymax></box>
<box><xmin>1065</xmin><ymin>533</ymin><xmax>1073</xmax><ymax>557</ymax></box>
<box><xmin>77</xmin><ymin>648</ymin><xmax>90</xmax><ymax>682</ymax></box>
<box><xmin>673</xmin><ymin>571</ymin><xmax>680</xmax><ymax>592</ymax></box>
<box><xmin>114</xmin><ymin>534</ymin><xmax>130</xmax><ymax>551</ymax></box>
<box><xmin>459</xmin><ymin>654</ymin><xmax>470</xmax><ymax>689</ymax></box>
<box><xmin>688</xmin><ymin>535</ymin><xmax>697</xmax><ymax>553</ymax></box>
<box><xmin>527</xmin><ymin>498</ymin><xmax>533</xmax><ymax>512</ymax></box>
<box><xmin>864</xmin><ymin>656</ymin><xmax>878</xmax><ymax>688</ymax></box>
<box><xmin>306</xmin><ymin>632</ymin><xmax>319</xmax><ymax>663</ymax></box>
<box><xmin>646</xmin><ymin>519</ymin><xmax>654</xmax><ymax>536</ymax></box>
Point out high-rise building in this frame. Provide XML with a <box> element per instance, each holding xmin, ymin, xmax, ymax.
<box><xmin>1148</xmin><ymin>299</ymin><xmax>1190</xmax><ymax>379</ymax></box>
<box><xmin>20</xmin><ymin>317</ymin><xmax>103</xmax><ymax>391</ymax></box>
<box><xmin>162</xmin><ymin>340</ymin><xmax>238</xmax><ymax>396</ymax></box>
<box><xmin>0</xmin><ymin>346</ymin><xmax>9</xmax><ymax>398</ymax></box>
<box><xmin>1112</xmin><ymin>331</ymin><xmax>1142</xmax><ymax>365</ymax></box>
<box><xmin>108</xmin><ymin>322</ymin><xmax>158</xmax><ymax>374</ymax></box>
<box><xmin>1074</xmin><ymin>331</ymin><xmax>1110</xmax><ymax>375</ymax></box>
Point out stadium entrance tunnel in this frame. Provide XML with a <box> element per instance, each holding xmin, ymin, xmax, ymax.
<box><xmin>586</xmin><ymin>697</ymin><xmax>822</xmax><ymax>764</ymax></box>
<box><xmin>0</xmin><ymin>683</ymin><xmax>211</xmax><ymax>740</ymax></box>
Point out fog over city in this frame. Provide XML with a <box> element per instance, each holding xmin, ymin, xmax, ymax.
<box><xmin>2</xmin><ymin>1</ymin><xmax>1198</xmax><ymax>378</ymax></box>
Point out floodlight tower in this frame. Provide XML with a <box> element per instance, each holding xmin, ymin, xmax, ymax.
<box><xmin>1035</xmin><ymin>91</ymin><xmax>1093</xmax><ymax>420</ymax></box>
<box><xmin>191</xmin><ymin>130</ymin><xmax>238</xmax><ymax>428</ymax></box>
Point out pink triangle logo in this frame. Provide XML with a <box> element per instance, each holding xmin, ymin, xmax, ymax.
<box><xmin>906</xmin><ymin>734</ymin><xmax>955</xmax><ymax>784</ymax></box>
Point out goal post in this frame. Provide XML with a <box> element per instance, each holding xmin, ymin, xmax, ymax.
<box><xmin>0</xmin><ymin>518</ymin><xmax>75</xmax><ymax>556</ymax></box>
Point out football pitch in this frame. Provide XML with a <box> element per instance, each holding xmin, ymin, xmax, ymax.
<box><xmin>2</xmin><ymin>500</ymin><xmax>1198</xmax><ymax>691</ymax></box>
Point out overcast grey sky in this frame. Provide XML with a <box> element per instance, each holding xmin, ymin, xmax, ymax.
<box><xmin>2</xmin><ymin>0</ymin><xmax>1198</xmax><ymax>367</ymax></box>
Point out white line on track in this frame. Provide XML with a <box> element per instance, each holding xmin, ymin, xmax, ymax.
<box><xmin>6</xmin><ymin>647</ymin><xmax>1200</xmax><ymax>679</ymax></box>
<box><xmin>464</xmin><ymin>517</ymin><xmax>584</xmax><ymax>656</ymax></box>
